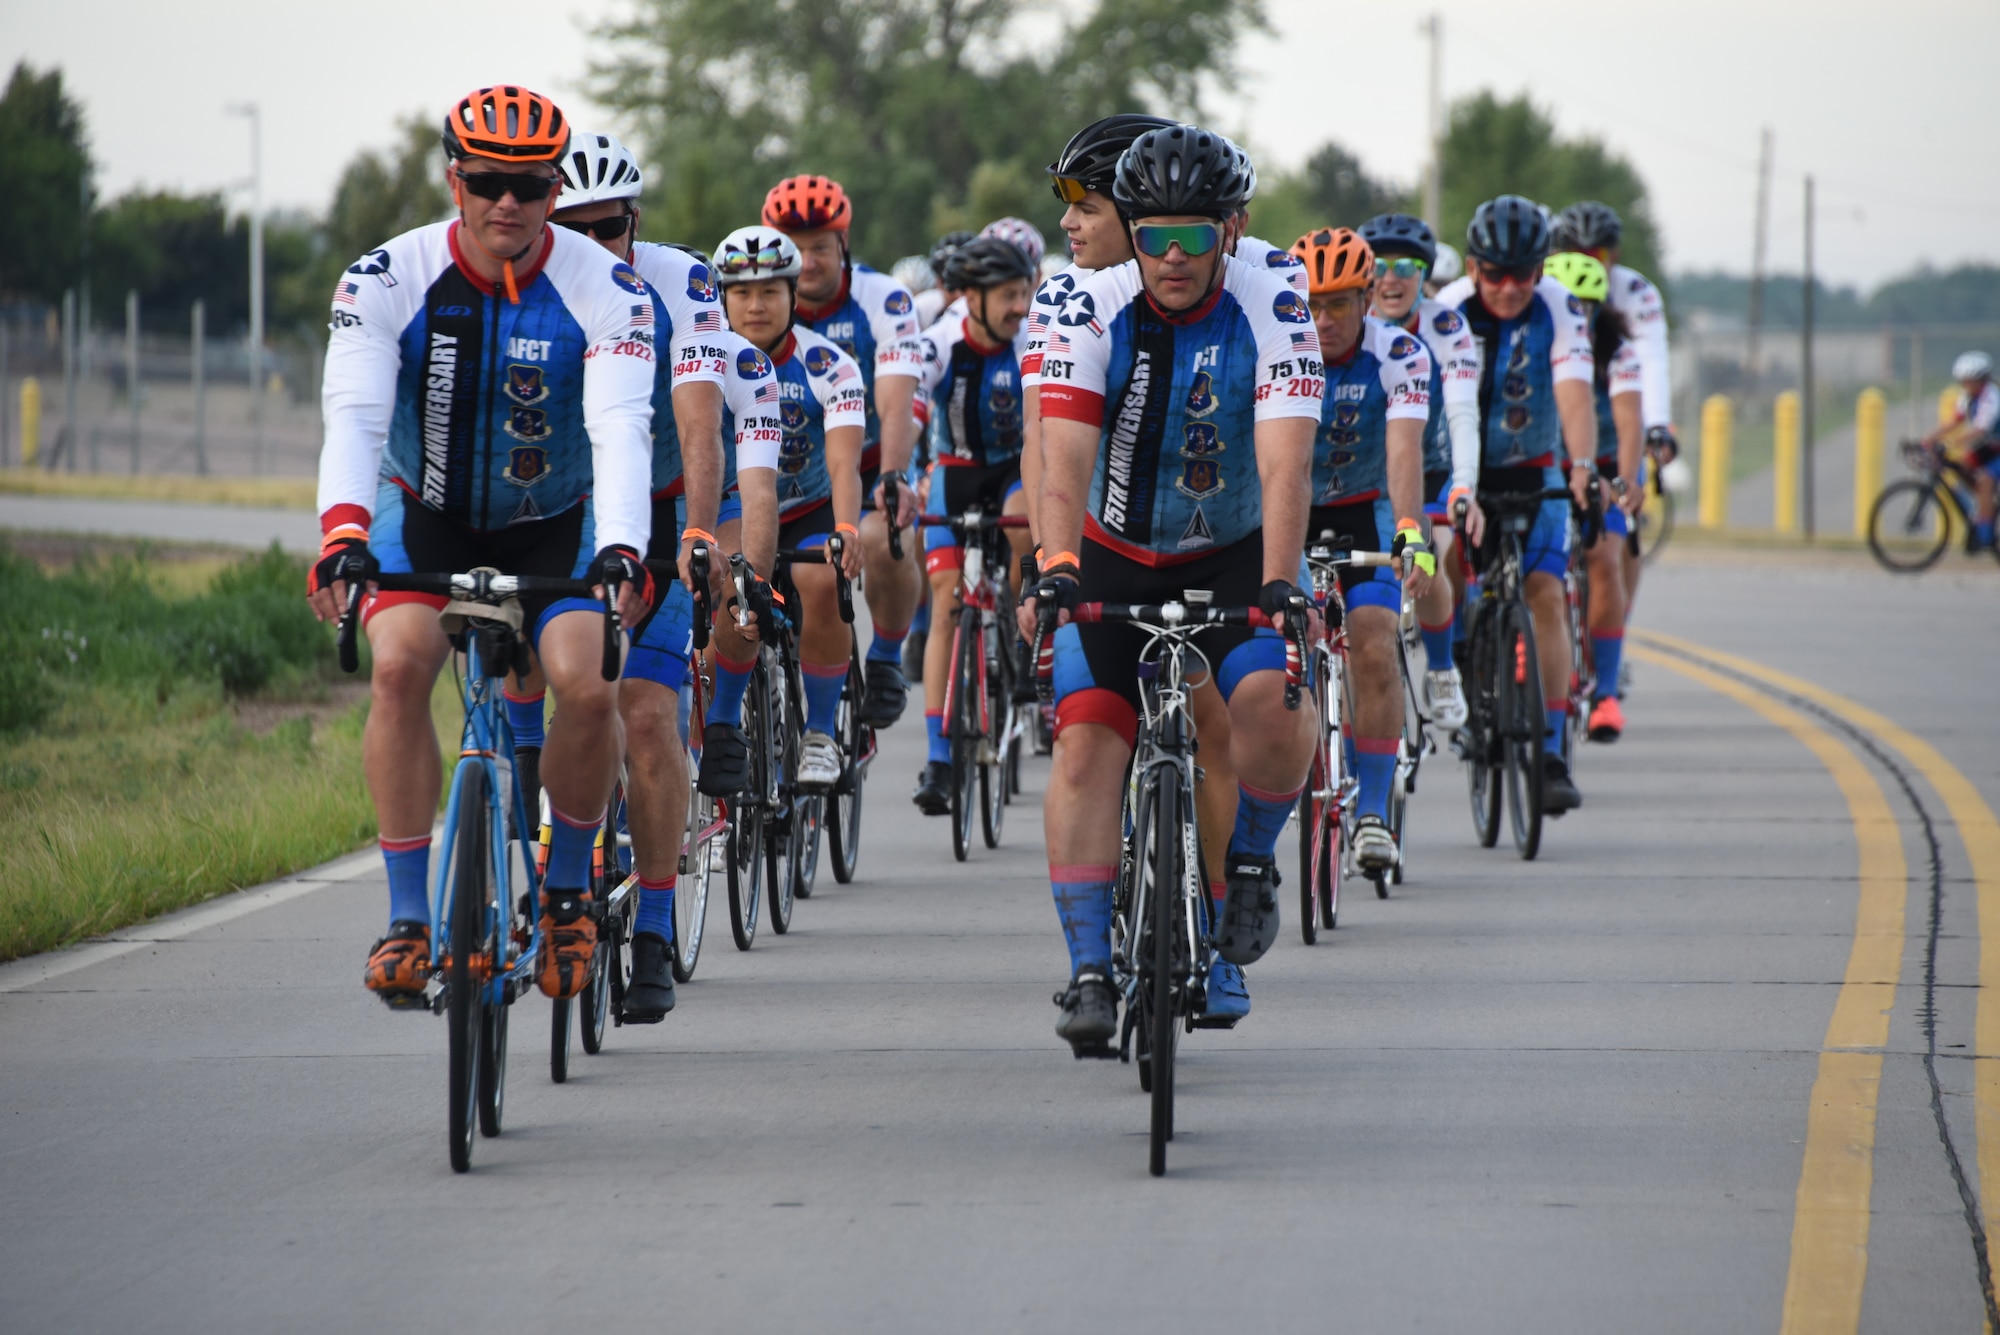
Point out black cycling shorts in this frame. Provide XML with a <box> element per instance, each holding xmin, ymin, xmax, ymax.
<box><xmin>370</xmin><ymin>484</ymin><xmax>595</xmax><ymax>647</ymax></box>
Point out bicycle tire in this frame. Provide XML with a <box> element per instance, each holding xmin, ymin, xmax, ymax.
<box><xmin>827</xmin><ymin>658</ymin><xmax>867</xmax><ymax>885</ymax></box>
<box><xmin>980</xmin><ymin>704</ymin><xmax>1007</xmax><ymax>850</ymax></box>
<box><xmin>949</xmin><ymin>610</ymin><xmax>979</xmax><ymax>862</ymax></box>
<box><xmin>447</xmin><ymin>764</ymin><xmax>488</xmax><ymax>1172</ymax></box>
<box><xmin>1297</xmin><ymin>784</ymin><xmax>1322</xmax><ymax>943</ymax></box>
<box><xmin>1867</xmin><ymin>479</ymin><xmax>1952</xmax><ymax>573</ymax></box>
<box><xmin>763</xmin><ymin>655</ymin><xmax>797</xmax><ymax>935</ymax></box>
<box><xmin>726</xmin><ymin>665</ymin><xmax>768</xmax><ymax>951</ymax></box>
<box><xmin>1387</xmin><ymin>755</ymin><xmax>1408</xmax><ymax>889</ymax></box>
<box><xmin>550</xmin><ymin>996</ymin><xmax>572</xmax><ymax>1083</ymax></box>
<box><xmin>1463</xmin><ymin>603</ymin><xmax>1503</xmax><ymax>849</ymax></box>
<box><xmin>1148</xmin><ymin>763</ymin><xmax>1184</xmax><ymax>1178</ymax></box>
<box><xmin>478</xmin><ymin>977</ymin><xmax>507</xmax><ymax>1138</ymax></box>
<box><xmin>1502</xmin><ymin>601</ymin><xmax>1546</xmax><ymax>861</ymax></box>
<box><xmin>1638</xmin><ymin>489</ymin><xmax>1673</xmax><ymax>565</ymax></box>
<box><xmin>577</xmin><ymin>810</ymin><xmax>619</xmax><ymax>1056</ymax></box>
<box><xmin>674</xmin><ymin>787</ymin><xmax>718</xmax><ymax>981</ymax></box>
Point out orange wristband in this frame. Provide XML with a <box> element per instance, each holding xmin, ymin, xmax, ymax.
<box><xmin>682</xmin><ymin>527</ymin><xmax>717</xmax><ymax>545</ymax></box>
<box><xmin>1396</xmin><ymin>516</ymin><xmax>1421</xmax><ymax>534</ymax></box>
<box><xmin>1042</xmin><ymin>550</ymin><xmax>1081</xmax><ymax>571</ymax></box>
<box><xmin>835</xmin><ymin>521</ymin><xmax>860</xmax><ymax>538</ymax></box>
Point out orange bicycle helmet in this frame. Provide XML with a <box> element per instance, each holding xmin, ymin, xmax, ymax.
<box><xmin>442</xmin><ymin>86</ymin><xmax>569</xmax><ymax>163</ymax></box>
<box><xmin>1290</xmin><ymin>228</ymin><xmax>1374</xmax><ymax>295</ymax></box>
<box><xmin>762</xmin><ymin>175</ymin><xmax>853</xmax><ymax>232</ymax></box>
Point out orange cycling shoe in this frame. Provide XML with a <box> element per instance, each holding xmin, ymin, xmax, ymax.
<box><xmin>1587</xmin><ymin>695</ymin><xmax>1625</xmax><ymax>743</ymax></box>
<box><xmin>365</xmin><ymin>921</ymin><xmax>432</xmax><ymax>997</ymax></box>
<box><xmin>535</xmin><ymin>889</ymin><xmax>597</xmax><ymax>999</ymax></box>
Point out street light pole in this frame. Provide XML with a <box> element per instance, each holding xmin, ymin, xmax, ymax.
<box><xmin>1420</xmin><ymin>13</ymin><xmax>1443</xmax><ymax>233</ymax></box>
<box><xmin>229</xmin><ymin>102</ymin><xmax>265</xmax><ymax>475</ymax></box>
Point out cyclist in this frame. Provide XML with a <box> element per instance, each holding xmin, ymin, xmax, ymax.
<box><xmin>889</xmin><ymin>236</ymin><xmax>1039</xmax><ymax>814</ymax></box>
<box><xmin>899</xmin><ymin>230</ymin><xmax>978</xmax><ymax>685</ymax></box>
<box><xmin>1358</xmin><ymin>211</ymin><xmax>1483</xmax><ymax>728</ymax></box>
<box><xmin>762</xmin><ymin>176</ymin><xmax>926</xmax><ymax>728</ymax></box>
<box><xmin>981</xmin><ymin>216</ymin><xmax>1047</xmax><ymax>271</ymax></box>
<box><xmin>542</xmin><ymin>129</ymin><xmax>730</xmax><ymax>1018</ymax></box>
<box><xmin>1434</xmin><ymin>195</ymin><xmax>1596</xmax><ymax>813</ymax></box>
<box><xmin>308</xmin><ymin>86</ymin><xmax>657</xmax><ymax>1004</ymax></box>
<box><xmin>711</xmin><ymin>224</ymin><xmax>868</xmax><ymax>789</ymax></box>
<box><xmin>1290</xmin><ymin>227</ymin><xmax>1435</xmax><ymax>875</ymax></box>
<box><xmin>1546</xmin><ymin>252</ymin><xmax>1644</xmax><ymax>742</ymax></box>
<box><xmin>1923</xmin><ymin>350</ymin><xmax>1999</xmax><ymax>549</ymax></box>
<box><xmin>1029</xmin><ymin>124</ymin><xmax>1322</xmax><ymax>1047</ymax></box>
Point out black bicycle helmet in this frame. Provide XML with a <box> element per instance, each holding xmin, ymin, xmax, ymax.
<box><xmin>942</xmin><ymin>235</ymin><xmax>1038</xmax><ymax>290</ymax></box>
<box><xmin>1048</xmin><ymin>113</ymin><xmax>1178</xmax><ymax>196</ymax></box>
<box><xmin>666</xmin><ymin>242</ymin><xmax>711</xmax><ymax>267</ymax></box>
<box><xmin>1553</xmin><ymin>200</ymin><xmax>1621</xmax><ymax>252</ymax></box>
<box><xmin>1112</xmin><ymin>124</ymin><xmax>1253</xmax><ymax>221</ymax></box>
<box><xmin>928</xmin><ymin>229</ymin><xmax>976</xmax><ymax>280</ymax></box>
<box><xmin>1465</xmin><ymin>195</ymin><xmax>1550</xmax><ymax>268</ymax></box>
<box><xmin>1358</xmin><ymin>212</ymin><xmax>1437</xmax><ymax>270</ymax></box>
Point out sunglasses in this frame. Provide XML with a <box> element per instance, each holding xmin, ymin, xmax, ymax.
<box><xmin>1131</xmin><ymin>222</ymin><xmax>1221</xmax><ymax>258</ymax></box>
<box><xmin>555</xmin><ymin>213</ymin><xmax>633</xmax><ymax>240</ymax></box>
<box><xmin>1310</xmin><ymin>292</ymin><xmax>1369</xmax><ymax>318</ymax></box>
<box><xmin>1477</xmin><ymin>260</ymin><xmax>1540</xmax><ymax>286</ymax></box>
<box><xmin>1374</xmin><ymin>256</ymin><xmax>1428</xmax><ymax>280</ymax></box>
<box><xmin>716</xmin><ymin>239</ymin><xmax>790</xmax><ymax>275</ymax></box>
<box><xmin>1049</xmin><ymin>174</ymin><xmax>1091</xmax><ymax>205</ymax></box>
<box><xmin>456</xmin><ymin>169</ymin><xmax>559</xmax><ymax>203</ymax></box>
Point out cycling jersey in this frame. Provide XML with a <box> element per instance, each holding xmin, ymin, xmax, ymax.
<box><xmin>1390</xmin><ymin>296</ymin><xmax>1482</xmax><ymax>492</ymax></box>
<box><xmin>1594</xmin><ymin>340</ymin><xmax>1643</xmax><ymax>465</ymax></box>
<box><xmin>668</xmin><ymin>329</ymin><xmax>789</xmax><ymax>497</ymax></box>
<box><xmin>318</xmin><ymin>220</ymin><xmax>655</xmax><ymax>553</ymax></box>
<box><xmin>1950</xmin><ymin>381</ymin><xmax>2000</xmax><ymax>435</ymax></box>
<box><xmin>1312</xmin><ymin>315</ymin><xmax>1430</xmax><ymax>506</ymax></box>
<box><xmin>1236</xmin><ymin>234</ymin><xmax>1310</xmax><ymax>295</ymax></box>
<box><xmin>1435</xmin><ymin>274</ymin><xmax>1594</xmax><ymax>472</ymax></box>
<box><xmin>626</xmin><ymin>240</ymin><xmax>729</xmax><ymax>498</ymax></box>
<box><xmin>1037</xmin><ymin>256</ymin><xmax>1326</xmax><ymax>565</ymax></box>
<box><xmin>1021</xmin><ymin>262</ymin><xmax>1086</xmax><ymax>389</ymax></box>
<box><xmin>913</xmin><ymin>287</ymin><xmax>950</xmax><ymax>328</ymax></box>
<box><xmin>762</xmin><ymin>326</ymin><xmax>868</xmax><ymax>518</ymax></box>
<box><xmin>901</xmin><ymin>311</ymin><xmax>1034</xmax><ymax>468</ymax></box>
<box><xmin>794</xmin><ymin>263</ymin><xmax>924</xmax><ymax>462</ymax></box>
<box><xmin>1605</xmin><ymin>264</ymin><xmax>1670</xmax><ymax>431</ymax></box>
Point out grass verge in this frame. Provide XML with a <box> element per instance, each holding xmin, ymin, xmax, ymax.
<box><xmin>0</xmin><ymin>467</ymin><xmax>315</xmax><ymax>510</ymax></box>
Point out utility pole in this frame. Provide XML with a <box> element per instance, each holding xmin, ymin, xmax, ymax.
<box><xmin>1745</xmin><ymin>128</ymin><xmax>1772</xmax><ymax>391</ymax></box>
<box><xmin>78</xmin><ymin>170</ymin><xmax>93</xmax><ymax>462</ymax></box>
<box><xmin>60</xmin><ymin>289</ymin><xmax>77</xmax><ymax>472</ymax></box>
<box><xmin>192</xmin><ymin>300</ymin><xmax>208</xmax><ymax>475</ymax></box>
<box><xmin>126</xmin><ymin>290</ymin><xmax>141</xmax><ymax>473</ymax></box>
<box><xmin>1420</xmin><ymin>13</ymin><xmax>1443</xmax><ymax>232</ymax></box>
<box><xmin>1801</xmin><ymin>174</ymin><xmax>1816</xmax><ymax>541</ymax></box>
<box><xmin>229</xmin><ymin>102</ymin><xmax>265</xmax><ymax>474</ymax></box>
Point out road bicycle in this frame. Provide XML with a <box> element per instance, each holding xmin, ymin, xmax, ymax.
<box><xmin>1038</xmin><ymin>590</ymin><xmax>1306</xmax><ymax>1177</ymax></box>
<box><xmin>1455</xmin><ymin>488</ymin><xmax>1573</xmax><ymax>862</ymax></box>
<box><xmin>919</xmin><ymin>509</ymin><xmax>1033</xmax><ymax>862</ymax></box>
<box><xmin>1867</xmin><ymin>439</ymin><xmax>2000</xmax><ymax>572</ymax></box>
<box><xmin>334</xmin><ymin>564</ymin><xmax>621</xmax><ymax>1172</ymax></box>
<box><xmin>1634</xmin><ymin>442</ymin><xmax>1674</xmax><ymax>565</ymax></box>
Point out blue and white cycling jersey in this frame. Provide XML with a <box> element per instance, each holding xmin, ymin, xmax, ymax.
<box><xmin>1606</xmin><ymin>263</ymin><xmax>1671</xmax><ymax>431</ymax></box>
<box><xmin>1435</xmin><ymin>274</ymin><xmax>1595</xmax><ymax>474</ymax></box>
<box><xmin>1037</xmin><ymin>255</ymin><xmax>1325</xmax><ymax>565</ymax></box>
<box><xmin>762</xmin><ymin>326</ymin><xmax>868</xmax><ymax>517</ymax></box>
<box><xmin>904</xmin><ymin>311</ymin><xmax>1034</xmax><ymax>468</ymax></box>
<box><xmin>1594</xmin><ymin>339</ymin><xmax>1644</xmax><ymax>466</ymax></box>
<box><xmin>1389</xmin><ymin>296</ymin><xmax>1482</xmax><ymax>487</ymax></box>
<box><xmin>1235</xmin><ymin>234</ymin><xmax>1311</xmax><ymax>296</ymax></box>
<box><xmin>626</xmin><ymin>241</ymin><xmax>729</xmax><ymax>499</ymax></box>
<box><xmin>1313</xmin><ymin>316</ymin><xmax>1431</xmax><ymax>507</ymax></box>
<box><xmin>317</xmin><ymin>220</ymin><xmax>655</xmax><ymax>551</ymax></box>
<box><xmin>794</xmin><ymin>263</ymin><xmax>924</xmax><ymax>465</ymax></box>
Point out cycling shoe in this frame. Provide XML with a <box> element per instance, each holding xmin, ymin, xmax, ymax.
<box><xmin>1054</xmin><ymin>967</ymin><xmax>1118</xmax><ymax>1056</ymax></box>
<box><xmin>621</xmin><ymin>931</ymin><xmax>676</xmax><ymax>1023</ymax></box>
<box><xmin>1216</xmin><ymin>852</ymin><xmax>1281</xmax><ymax>966</ymax></box>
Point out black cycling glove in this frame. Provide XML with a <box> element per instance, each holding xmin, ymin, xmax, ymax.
<box><xmin>309</xmin><ymin>536</ymin><xmax>377</xmax><ymax>598</ymax></box>
<box><xmin>589</xmin><ymin>544</ymin><xmax>655</xmax><ymax>613</ymax></box>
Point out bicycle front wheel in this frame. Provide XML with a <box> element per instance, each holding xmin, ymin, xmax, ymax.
<box><xmin>1147</xmin><ymin>762</ymin><xmax>1185</xmax><ymax>1178</ymax></box>
<box><xmin>674</xmin><ymin>780</ymin><xmax>719</xmax><ymax>981</ymax></box>
<box><xmin>762</xmin><ymin>657</ymin><xmax>797</xmax><ymax>935</ymax></box>
<box><xmin>948</xmin><ymin>611</ymin><xmax>980</xmax><ymax>862</ymax></box>
<box><xmin>1462</xmin><ymin>603</ymin><xmax>1503</xmax><ymax>848</ymax></box>
<box><xmin>1501</xmin><ymin>601</ymin><xmax>1546</xmax><ymax>861</ymax></box>
<box><xmin>1638</xmin><ymin>489</ymin><xmax>1673</xmax><ymax>565</ymax></box>
<box><xmin>447</xmin><ymin>765</ymin><xmax>489</xmax><ymax>1172</ymax></box>
<box><xmin>726</xmin><ymin>664</ymin><xmax>768</xmax><ymax>952</ymax></box>
<box><xmin>827</xmin><ymin>657</ymin><xmax>868</xmax><ymax>884</ymax></box>
<box><xmin>1868</xmin><ymin>478</ymin><xmax>1952</xmax><ymax>572</ymax></box>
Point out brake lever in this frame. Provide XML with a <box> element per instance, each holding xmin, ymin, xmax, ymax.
<box><xmin>599</xmin><ymin>578</ymin><xmax>623</xmax><ymax>682</ymax></box>
<box><xmin>828</xmin><ymin>533</ymin><xmax>855</xmax><ymax>625</ymax></box>
<box><xmin>883</xmin><ymin>473</ymin><xmax>905</xmax><ymax>561</ymax></box>
<box><xmin>335</xmin><ymin>575</ymin><xmax>365</xmax><ymax>674</ymax></box>
<box><xmin>689</xmin><ymin>542</ymin><xmax>712</xmax><ymax>653</ymax></box>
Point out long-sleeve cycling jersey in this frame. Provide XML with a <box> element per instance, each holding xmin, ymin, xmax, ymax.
<box><xmin>761</xmin><ymin>326</ymin><xmax>868</xmax><ymax>518</ymax></box>
<box><xmin>1605</xmin><ymin>264</ymin><xmax>1671</xmax><ymax>431</ymax></box>
<box><xmin>1390</xmin><ymin>296</ymin><xmax>1482</xmax><ymax>494</ymax></box>
<box><xmin>626</xmin><ymin>240</ymin><xmax>728</xmax><ymax>498</ymax></box>
<box><xmin>899</xmin><ymin>311</ymin><xmax>1034</xmax><ymax>468</ymax></box>
<box><xmin>1037</xmin><ymin>255</ymin><xmax>1325</xmax><ymax>565</ymax></box>
<box><xmin>1236</xmin><ymin>234</ymin><xmax>1311</xmax><ymax>296</ymax></box>
<box><xmin>1949</xmin><ymin>382</ymin><xmax>2000</xmax><ymax>437</ymax></box>
<box><xmin>1313</xmin><ymin>316</ymin><xmax>1431</xmax><ymax>507</ymax></box>
<box><xmin>317</xmin><ymin>220</ymin><xmax>655</xmax><ymax>554</ymax></box>
<box><xmin>655</xmin><ymin>328</ymin><xmax>787</xmax><ymax>499</ymax></box>
<box><xmin>794</xmin><ymin>264</ymin><xmax>924</xmax><ymax>464</ymax></box>
<box><xmin>1436</xmin><ymin>274</ymin><xmax>1595</xmax><ymax>474</ymax></box>
<box><xmin>1594</xmin><ymin>339</ymin><xmax>1644</xmax><ymax>466</ymax></box>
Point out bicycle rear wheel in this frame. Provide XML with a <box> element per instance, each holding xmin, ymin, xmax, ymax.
<box><xmin>762</xmin><ymin>656</ymin><xmax>797</xmax><ymax>935</ymax></box>
<box><xmin>1462</xmin><ymin>603</ymin><xmax>1503</xmax><ymax>848</ymax></box>
<box><xmin>827</xmin><ymin>657</ymin><xmax>868</xmax><ymax>884</ymax></box>
<box><xmin>1501</xmin><ymin>601</ymin><xmax>1546</xmax><ymax>861</ymax></box>
<box><xmin>727</xmin><ymin>665</ymin><xmax>768</xmax><ymax>951</ymax></box>
<box><xmin>980</xmin><ymin>701</ymin><xmax>1008</xmax><ymax>848</ymax></box>
<box><xmin>674</xmin><ymin>781</ymin><xmax>719</xmax><ymax>982</ymax></box>
<box><xmin>447</xmin><ymin>765</ymin><xmax>488</xmax><ymax>1173</ymax></box>
<box><xmin>1638</xmin><ymin>488</ymin><xmax>1673</xmax><ymax>565</ymax></box>
<box><xmin>1147</xmin><ymin>764</ymin><xmax>1185</xmax><ymax>1178</ymax></box>
<box><xmin>1867</xmin><ymin>478</ymin><xmax>1952</xmax><ymax>572</ymax></box>
<box><xmin>948</xmin><ymin>610</ymin><xmax>980</xmax><ymax>862</ymax></box>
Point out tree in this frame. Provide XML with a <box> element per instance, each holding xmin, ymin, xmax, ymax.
<box><xmin>1248</xmin><ymin>140</ymin><xmax>1409</xmax><ymax>253</ymax></box>
<box><xmin>0</xmin><ymin>62</ymin><xmax>91</xmax><ymax>305</ymax></box>
<box><xmin>88</xmin><ymin>190</ymin><xmax>246</xmax><ymax>330</ymax></box>
<box><xmin>1439</xmin><ymin>91</ymin><xmax>1662</xmax><ymax>279</ymax></box>
<box><xmin>590</xmin><ymin>0</ymin><xmax>1267</xmax><ymax>265</ymax></box>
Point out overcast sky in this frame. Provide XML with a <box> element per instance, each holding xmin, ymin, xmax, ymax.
<box><xmin>5</xmin><ymin>0</ymin><xmax>1994</xmax><ymax>290</ymax></box>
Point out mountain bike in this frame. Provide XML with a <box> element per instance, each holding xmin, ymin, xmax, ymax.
<box><xmin>1867</xmin><ymin>439</ymin><xmax>2000</xmax><ymax>572</ymax></box>
<box><xmin>1038</xmin><ymin>590</ymin><xmax>1306</xmax><ymax>1177</ymax></box>
<box><xmin>920</xmin><ymin>509</ymin><xmax>1033</xmax><ymax>861</ymax></box>
<box><xmin>1456</xmin><ymin>488</ymin><xmax>1572</xmax><ymax>862</ymax></box>
<box><xmin>334</xmin><ymin>564</ymin><xmax>622</xmax><ymax>1172</ymax></box>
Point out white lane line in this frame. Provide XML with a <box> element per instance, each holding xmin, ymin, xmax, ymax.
<box><xmin>0</xmin><ymin>848</ymin><xmax>380</xmax><ymax>994</ymax></box>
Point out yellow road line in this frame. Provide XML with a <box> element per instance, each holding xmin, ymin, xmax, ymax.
<box><xmin>1639</xmin><ymin>628</ymin><xmax>2000</xmax><ymax>1256</ymax></box>
<box><xmin>1629</xmin><ymin>644</ymin><xmax>1905</xmax><ymax>1334</ymax></box>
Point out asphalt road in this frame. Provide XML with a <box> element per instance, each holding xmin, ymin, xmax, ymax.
<box><xmin>3</xmin><ymin>543</ymin><xmax>1998</xmax><ymax>1333</ymax></box>
<box><xmin>0</xmin><ymin>494</ymin><xmax>319</xmax><ymax>553</ymax></box>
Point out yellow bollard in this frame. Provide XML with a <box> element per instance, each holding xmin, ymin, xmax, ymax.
<box><xmin>1773</xmin><ymin>391</ymin><xmax>1800</xmax><ymax>534</ymax></box>
<box><xmin>1854</xmin><ymin>388</ymin><xmax>1885</xmax><ymax>541</ymax></box>
<box><xmin>1940</xmin><ymin>386</ymin><xmax>1959</xmax><ymax>426</ymax></box>
<box><xmin>1699</xmin><ymin>394</ymin><xmax>1733</xmax><ymax>528</ymax></box>
<box><xmin>19</xmin><ymin>377</ymin><xmax>40</xmax><ymax>467</ymax></box>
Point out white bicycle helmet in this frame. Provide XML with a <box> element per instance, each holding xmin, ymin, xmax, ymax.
<box><xmin>556</xmin><ymin>131</ymin><xmax>644</xmax><ymax>207</ymax></box>
<box><xmin>1429</xmin><ymin>241</ymin><xmax>1463</xmax><ymax>286</ymax></box>
<box><xmin>892</xmin><ymin>254</ymin><xmax>937</xmax><ymax>294</ymax></box>
<box><xmin>713</xmin><ymin>225</ymin><xmax>803</xmax><ymax>284</ymax></box>
<box><xmin>980</xmin><ymin>216</ymin><xmax>1046</xmax><ymax>269</ymax></box>
<box><xmin>1953</xmin><ymin>350</ymin><xmax>1992</xmax><ymax>382</ymax></box>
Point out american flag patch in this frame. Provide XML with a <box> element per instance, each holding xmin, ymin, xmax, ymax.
<box><xmin>754</xmin><ymin>382</ymin><xmax>782</xmax><ymax>403</ymax></box>
<box><xmin>692</xmin><ymin>310</ymin><xmax>723</xmax><ymax>332</ymax></box>
<box><xmin>629</xmin><ymin>304</ymin><xmax>653</xmax><ymax>326</ymax></box>
<box><xmin>333</xmin><ymin>282</ymin><xmax>359</xmax><ymax>306</ymax></box>
<box><xmin>1046</xmin><ymin>333</ymin><xmax>1071</xmax><ymax>355</ymax></box>
<box><xmin>1291</xmin><ymin>331</ymin><xmax>1314</xmax><ymax>348</ymax></box>
<box><xmin>1027</xmin><ymin>313</ymin><xmax>1048</xmax><ymax>332</ymax></box>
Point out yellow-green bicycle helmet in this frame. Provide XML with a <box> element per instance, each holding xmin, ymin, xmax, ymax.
<box><xmin>1544</xmin><ymin>251</ymin><xmax>1609</xmax><ymax>304</ymax></box>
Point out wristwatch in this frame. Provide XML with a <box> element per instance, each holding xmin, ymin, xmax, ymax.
<box><xmin>1610</xmin><ymin>477</ymin><xmax>1629</xmax><ymax>498</ymax></box>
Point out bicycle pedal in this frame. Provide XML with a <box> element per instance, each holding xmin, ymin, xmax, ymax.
<box><xmin>1190</xmin><ymin>1013</ymin><xmax>1241</xmax><ymax>1031</ymax></box>
<box><xmin>1069</xmin><ymin>1042</ymin><xmax>1119</xmax><ymax>1060</ymax></box>
<box><xmin>377</xmin><ymin>989</ymin><xmax>431</xmax><ymax>1013</ymax></box>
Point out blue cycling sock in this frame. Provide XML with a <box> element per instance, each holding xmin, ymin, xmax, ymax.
<box><xmin>1354</xmin><ymin>740</ymin><xmax>1397</xmax><ymax>823</ymax></box>
<box><xmin>706</xmin><ymin>649</ymin><xmax>755</xmax><ymax>727</ymax></box>
<box><xmin>545</xmin><ymin>805</ymin><xmax>601</xmax><ymax>891</ymax></box>
<box><xmin>503</xmin><ymin>688</ymin><xmax>545</xmax><ymax>750</ymax></box>
<box><xmin>1420</xmin><ymin>618</ymin><xmax>1455</xmax><ymax>670</ymax></box>
<box><xmin>1545</xmin><ymin>704</ymin><xmax>1568</xmax><ymax>756</ymax></box>
<box><xmin>633</xmin><ymin>873</ymin><xmax>675</xmax><ymax>940</ymax></box>
<box><xmin>925</xmin><ymin>710</ymin><xmax>950</xmax><ymax>763</ymax></box>
<box><xmin>1590</xmin><ymin>632</ymin><xmax>1624</xmax><ymax>703</ymax></box>
<box><xmin>867</xmin><ymin>622</ymin><xmax>908</xmax><ymax>664</ymax></box>
<box><xmin>1230</xmin><ymin>781</ymin><xmax>1301</xmax><ymax>862</ymax></box>
<box><xmin>382</xmin><ymin>835</ymin><xmax>431</xmax><ymax>926</ymax></box>
<box><xmin>803</xmin><ymin>661</ymin><xmax>845</xmax><ymax>735</ymax></box>
<box><xmin>911</xmin><ymin>598</ymin><xmax>932</xmax><ymax>633</ymax></box>
<box><xmin>1979</xmin><ymin>520</ymin><xmax>1996</xmax><ymax>546</ymax></box>
<box><xmin>1050</xmin><ymin>864</ymin><xmax>1115</xmax><ymax>975</ymax></box>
